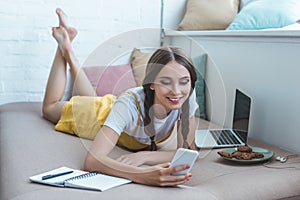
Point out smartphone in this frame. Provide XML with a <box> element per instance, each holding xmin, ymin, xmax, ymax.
<box><xmin>170</xmin><ymin>148</ymin><xmax>199</xmax><ymax>176</ymax></box>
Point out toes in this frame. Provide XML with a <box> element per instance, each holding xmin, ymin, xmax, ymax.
<box><xmin>54</xmin><ymin>8</ymin><xmax>77</xmax><ymax>40</ymax></box>
<box><xmin>52</xmin><ymin>26</ymin><xmax>59</xmax><ymax>35</ymax></box>
<box><xmin>56</xmin><ymin>8</ymin><xmax>63</xmax><ymax>16</ymax></box>
<box><xmin>56</xmin><ymin>8</ymin><xmax>68</xmax><ymax>27</ymax></box>
<box><xmin>68</xmin><ymin>27</ymin><xmax>78</xmax><ymax>40</ymax></box>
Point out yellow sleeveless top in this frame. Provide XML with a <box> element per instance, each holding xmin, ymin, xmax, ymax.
<box><xmin>55</xmin><ymin>93</ymin><xmax>174</xmax><ymax>151</ymax></box>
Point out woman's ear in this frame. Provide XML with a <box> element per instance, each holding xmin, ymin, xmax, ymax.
<box><xmin>150</xmin><ymin>84</ymin><xmax>155</xmax><ymax>91</ymax></box>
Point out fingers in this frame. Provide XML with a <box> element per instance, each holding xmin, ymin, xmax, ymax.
<box><xmin>158</xmin><ymin>172</ymin><xmax>192</xmax><ymax>187</ymax></box>
<box><xmin>164</xmin><ymin>163</ymin><xmax>190</xmax><ymax>175</ymax></box>
<box><xmin>156</xmin><ymin>162</ymin><xmax>170</xmax><ymax>168</ymax></box>
<box><xmin>160</xmin><ymin>175</ymin><xmax>192</xmax><ymax>187</ymax></box>
<box><xmin>154</xmin><ymin>164</ymin><xmax>192</xmax><ymax>186</ymax></box>
<box><xmin>116</xmin><ymin>155</ymin><xmax>134</xmax><ymax>165</ymax></box>
<box><xmin>116</xmin><ymin>154</ymin><xmax>143</xmax><ymax>166</ymax></box>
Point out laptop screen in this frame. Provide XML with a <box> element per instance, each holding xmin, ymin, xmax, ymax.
<box><xmin>232</xmin><ymin>89</ymin><xmax>252</xmax><ymax>142</ymax></box>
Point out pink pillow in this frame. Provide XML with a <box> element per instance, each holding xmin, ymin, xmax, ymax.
<box><xmin>83</xmin><ymin>64</ymin><xmax>137</xmax><ymax>96</ymax></box>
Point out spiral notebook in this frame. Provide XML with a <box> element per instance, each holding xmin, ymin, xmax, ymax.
<box><xmin>29</xmin><ymin>166</ymin><xmax>131</xmax><ymax>191</ymax></box>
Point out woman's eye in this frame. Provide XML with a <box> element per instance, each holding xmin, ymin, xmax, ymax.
<box><xmin>160</xmin><ymin>80</ymin><xmax>171</xmax><ymax>85</ymax></box>
<box><xmin>180</xmin><ymin>79</ymin><xmax>190</xmax><ymax>85</ymax></box>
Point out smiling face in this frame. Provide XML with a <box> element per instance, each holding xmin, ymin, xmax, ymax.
<box><xmin>151</xmin><ymin>61</ymin><xmax>191</xmax><ymax>118</ymax></box>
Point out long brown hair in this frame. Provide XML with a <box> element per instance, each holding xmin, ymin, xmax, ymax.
<box><xmin>142</xmin><ymin>47</ymin><xmax>197</xmax><ymax>150</ymax></box>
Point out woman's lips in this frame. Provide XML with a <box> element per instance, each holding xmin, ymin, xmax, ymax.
<box><xmin>167</xmin><ymin>97</ymin><xmax>181</xmax><ymax>104</ymax></box>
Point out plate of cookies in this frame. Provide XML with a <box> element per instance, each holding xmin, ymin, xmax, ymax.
<box><xmin>217</xmin><ymin>145</ymin><xmax>274</xmax><ymax>163</ymax></box>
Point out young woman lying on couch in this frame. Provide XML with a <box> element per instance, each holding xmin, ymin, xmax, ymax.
<box><xmin>42</xmin><ymin>8</ymin><xmax>198</xmax><ymax>187</ymax></box>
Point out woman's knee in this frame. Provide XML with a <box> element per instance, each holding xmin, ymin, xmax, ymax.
<box><xmin>42</xmin><ymin>102</ymin><xmax>63</xmax><ymax>123</ymax></box>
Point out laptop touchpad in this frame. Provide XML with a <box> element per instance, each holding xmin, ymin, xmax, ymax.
<box><xmin>195</xmin><ymin>130</ymin><xmax>217</xmax><ymax>147</ymax></box>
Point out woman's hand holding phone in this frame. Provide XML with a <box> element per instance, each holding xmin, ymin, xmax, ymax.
<box><xmin>170</xmin><ymin>148</ymin><xmax>199</xmax><ymax>176</ymax></box>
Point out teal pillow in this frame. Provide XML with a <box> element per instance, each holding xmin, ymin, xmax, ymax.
<box><xmin>193</xmin><ymin>54</ymin><xmax>207</xmax><ymax>119</ymax></box>
<box><xmin>227</xmin><ymin>0</ymin><xmax>300</xmax><ymax>30</ymax></box>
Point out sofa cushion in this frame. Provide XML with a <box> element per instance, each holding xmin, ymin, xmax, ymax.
<box><xmin>83</xmin><ymin>64</ymin><xmax>137</xmax><ymax>96</ymax></box>
<box><xmin>193</xmin><ymin>54</ymin><xmax>207</xmax><ymax>119</ymax></box>
<box><xmin>130</xmin><ymin>48</ymin><xmax>153</xmax><ymax>86</ymax></box>
<box><xmin>227</xmin><ymin>0</ymin><xmax>300</xmax><ymax>30</ymax></box>
<box><xmin>178</xmin><ymin>0</ymin><xmax>239</xmax><ymax>30</ymax></box>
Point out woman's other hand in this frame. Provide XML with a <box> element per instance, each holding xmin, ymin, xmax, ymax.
<box><xmin>116</xmin><ymin>150</ymin><xmax>175</xmax><ymax>166</ymax></box>
<box><xmin>116</xmin><ymin>151</ymin><xmax>149</xmax><ymax>166</ymax></box>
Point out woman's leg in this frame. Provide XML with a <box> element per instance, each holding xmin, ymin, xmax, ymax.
<box><xmin>42</xmin><ymin>28</ymin><xmax>69</xmax><ymax>123</ymax></box>
<box><xmin>55</xmin><ymin>8</ymin><xmax>95</xmax><ymax>97</ymax></box>
<box><xmin>42</xmin><ymin>8</ymin><xmax>95</xmax><ymax>123</ymax></box>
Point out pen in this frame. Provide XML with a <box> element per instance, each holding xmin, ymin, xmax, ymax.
<box><xmin>42</xmin><ymin>170</ymin><xmax>74</xmax><ymax>180</ymax></box>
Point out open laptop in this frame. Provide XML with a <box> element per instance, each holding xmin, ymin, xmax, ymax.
<box><xmin>195</xmin><ymin>89</ymin><xmax>252</xmax><ymax>148</ymax></box>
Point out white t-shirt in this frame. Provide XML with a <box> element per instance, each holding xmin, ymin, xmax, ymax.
<box><xmin>104</xmin><ymin>87</ymin><xmax>198</xmax><ymax>143</ymax></box>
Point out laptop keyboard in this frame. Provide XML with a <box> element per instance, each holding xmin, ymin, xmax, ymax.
<box><xmin>210</xmin><ymin>130</ymin><xmax>241</xmax><ymax>145</ymax></box>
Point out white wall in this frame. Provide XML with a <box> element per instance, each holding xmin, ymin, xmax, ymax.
<box><xmin>0</xmin><ymin>0</ymin><xmax>187</xmax><ymax>105</ymax></box>
<box><xmin>164</xmin><ymin>30</ymin><xmax>300</xmax><ymax>154</ymax></box>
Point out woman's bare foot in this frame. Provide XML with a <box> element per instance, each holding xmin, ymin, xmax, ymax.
<box><xmin>56</xmin><ymin>8</ymin><xmax>77</xmax><ymax>41</ymax></box>
<box><xmin>52</xmin><ymin>26</ymin><xmax>72</xmax><ymax>57</ymax></box>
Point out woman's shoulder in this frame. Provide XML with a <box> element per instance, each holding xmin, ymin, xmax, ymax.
<box><xmin>126</xmin><ymin>86</ymin><xmax>144</xmax><ymax>95</ymax></box>
<box><xmin>118</xmin><ymin>87</ymin><xmax>144</xmax><ymax>100</ymax></box>
<box><xmin>115</xmin><ymin>87</ymin><xmax>144</xmax><ymax>105</ymax></box>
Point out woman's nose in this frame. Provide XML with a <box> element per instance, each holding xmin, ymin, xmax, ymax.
<box><xmin>171</xmin><ymin>84</ymin><xmax>180</xmax><ymax>94</ymax></box>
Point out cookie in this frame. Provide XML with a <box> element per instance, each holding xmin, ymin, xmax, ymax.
<box><xmin>240</xmin><ymin>152</ymin><xmax>253</xmax><ymax>160</ymax></box>
<box><xmin>231</xmin><ymin>151</ymin><xmax>242</xmax><ymax>158</ymax></box>
<box><xmin>252</xmin><ymin>152</ymin><xmax>264</xmax><ymax>158</ymax></box>
<box><xmin>237</xmin><ymin>145</ymin><xmax>252</xmax><ymax>153</ymax></box>
<box><xmin>218</xmin><ymin>146</ymin><xmax>265</xmax><ymax>160</ymax></box>
<box><xmin>217</xmin><ymin>151</ymin><xmax>232</xmax><ymax>158</ymax></box>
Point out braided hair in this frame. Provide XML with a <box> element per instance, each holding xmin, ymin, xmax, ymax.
<box><xmin>142</xmin><ymin>47</ymin><xmax>197</xmax><ymax>150</ymax></box>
